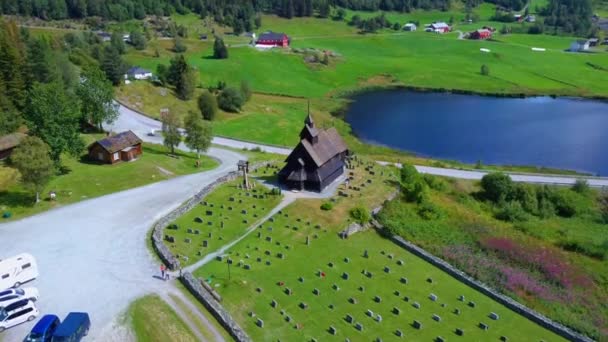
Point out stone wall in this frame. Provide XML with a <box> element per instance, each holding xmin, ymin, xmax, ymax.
<box><xmin>181</xmin><ymin>272</ymin><xmax>252</xmax><ymax>342</ymax></box>
<box><xmin>380</xmin><ymin>229</ymin><xmax>593</xmax><ymax>342</ymax></box>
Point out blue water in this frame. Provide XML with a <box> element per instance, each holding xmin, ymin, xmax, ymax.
<box><xmin>345</xmin><ymin>90</ymin><xmax>608</xmax><ymax>175</ymax></box>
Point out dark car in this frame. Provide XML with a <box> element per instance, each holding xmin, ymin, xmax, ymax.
<box><xmin>51</xmin><ymin>313</ymin><xmax>90</xmax><ymax>342</ymax></box>
<box><xmin>24</xmin><ymin>315</ymin><xmax>61</xmax><ymax>342</ymax></box>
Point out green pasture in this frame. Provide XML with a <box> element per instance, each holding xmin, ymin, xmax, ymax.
<box><xmin>127</xmin><ymin>295</ymin><xmax>197</xmax><ymax>342</ymax></box>
<box><xmin>165</xmin><ymin>178</ymin><xmax>283</xmax><ymax>267</ymax></box>
<box><xmin>0</xmin><ymin>134</ymin><xmax>218</xmax><ymax>221</ymax></box>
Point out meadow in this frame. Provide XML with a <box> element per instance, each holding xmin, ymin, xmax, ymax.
<box><xmin>192</xmin><ymin>160</ymin><xmax>564</xmax><ymax>341</ymax></box>
<box><xmin>0</xmin><ymin>134</ymin><xmax>217</xmax><ymax>221</ymax></box>
<box><xmin>127</xmin><ymin>295</ymin><xmax>197</xmax><ymax>342</ymax></box>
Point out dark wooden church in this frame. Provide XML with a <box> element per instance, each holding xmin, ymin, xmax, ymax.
<box><xmin>278</xmin><ymin>114</ymin><xmax>348</xmax><ymax>192</ymax></box>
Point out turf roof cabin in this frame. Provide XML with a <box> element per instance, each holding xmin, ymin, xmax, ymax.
<box><xmin>88</xmin><ymin>131</ymin><xmax>142</xmax><ymax>164</ymax></box>
<box><xmin>278</xmin><ymin>114</ymin><xmax>348</xmax><ymax>192</ymax></box>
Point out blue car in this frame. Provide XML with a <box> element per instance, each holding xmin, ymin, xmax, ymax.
<box><xmin>51</xmin><ymin>313</ymin><xmax>90</xmax><ymax>342</ymax></box>
<box><xmin>24</xmin><ymin>315</ymin><xmax>61</xmax><ymax>342</ymax></box>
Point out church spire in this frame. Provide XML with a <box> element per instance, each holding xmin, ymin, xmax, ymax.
<box><xmin>304</xmin><ymin>99</ymin><xmax>314</xmax><ymax>127</ymax></box>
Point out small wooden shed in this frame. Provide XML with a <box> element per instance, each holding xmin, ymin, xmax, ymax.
<box><xmin>88</xmin><ymin>131</ymin><xmax>143</xmax><ymax>164</ymax></box>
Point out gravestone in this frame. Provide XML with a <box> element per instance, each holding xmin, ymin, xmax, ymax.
<box><xmin>500</xmin><ymin>336</ymin><xmax>508</xmax><ymax>341</ymax></box>
<box><xmin>280</xmin><ymin>309</ymin><xmax>285</xmax><ymax>315</ymax></box>
<box><xmin>359</xmin><ymin>286</ymin><xmax>365</xmax><ymax>292</ymax></box>
<box><xmin>429</xmin><ymin>293</ymin><xmax>438</xmax><ymax>302</ymax></box>
<box><xmin>299</xmin><ymin>302</ymin><xmax>308</xmax><ymax>309</ymax></box>
<box><xmin>436</xmin><ymin>337</ymin><xmax>445</xmax><ymax>342</ymax></box>
<box><xmin>187</xmin><ymin>228</ymin><xmax>194</xmax><ymax>234</ymax></box>
<box><xmin>394</xmin><ymin>290</ymin><xmax>400</xmax><ymax>296</ymax></box>
<box><xmin>164</xmin><ymin>235</ymin><xmax>175</xmax><ymax>243</ymax></box>
<box><xmin>363</xmin><ymin>250</ymin><xmax>369</xmax><ymax>258</ymax></box>
<box><xmin>349</xmin><ymin>297</ymin><xmax>357</xmax><ymax>304</ymax></box>
<box><xmin>456</xmin><ymin>328</ymin><xmax>464</xmax><ymax>336</ymax></box>
<box><xmin>403</xmin><ymin>296</ymin><xmax>409</xmax><ymax>302</ymax></box>
<box><xmin>342</xmin><ymin>272</ymin><xmax>349</xmax><ymax>280</ymax></box>
<box><xmin>328</xmin><ymin>262</ymin><xmax>334</xmax><ymax>268</ymax></box>
<box><xmin>459</xmin><ymin>295</ymin><xmax>465</xmax><ymax>302</ymax></box>
<box><xmin>375</xmin><ymin>314</ymin><xmax>382</xmax><ymax>322</ymax></box>
<box><xmin>366</xmin><ymin>309</ymin><xmax>374</xmax><ymax>317</ymax></box>
<box><xmin>277</xmin><ymin>253</ymin><xmax>284</xmax><ymax>259</ymax></box>
<box><xmin>266</xmin><ymin>236</ymin><xmax>272</xmax><ymax>242</ymax></box>
<box><xmin>345</xmin><ymin>314</ymin><xmax>353</xmax><ymax>323</ymax></box>
<box><xmin>194</xmin><ymin>217</ymin><xmax>203</xmax><ymax>223</ymax></box>
<box><xmin>432</xmin><ymin>314</ymin><xmax>441</xmax><ymax>322</ymax></box>
<box><xmin>468</xmin><ymin>301</ymin><xmax>476</xmax><ymax>308</ymax></box>
<box><xmin>400</xmin><ymin>277</ymin><xmax>408</xmax><ymax>284</ymax></box>
<box><xmin>384</xmin><ymin>266</ymin><xmax>390</xmax><ymax>273</ymax></box>
<box><xmin>489</xmin><ymin>312</ymin><xmax>500</xmax><ymax>320</ymax></box>
<box><xmin>265</xmin><ymin>260</ymin><xmax>271</xmax><ymax>266</ymax></box>
<box><xmin>256</xmin><ymin>287</ymin><xmax>262</xmax><ymax>292</ymax></box>
<box><xmin>392</xmin><ymin>307</ymin><xmax>400</xmax><ymax>315</ymax></box>
<box><xmin>427</xmin><ymin>277</ymin><xmax>433</xmax><ymax>283</ymax></box>
<box><xmin>194</xmin><ymin>230</ymin><xmax>200</xmax><ymax>235</ymax></box>
<box><xmin>374</xmin><ymin>296</ymin><xmax>382</xmax><ymax>303</ymax></box>
<box><xmin>355</xmin><ymin>323</ymin><xmax>363</xmax><ymax>331</ymax></box>
<box><xmin>366</xmin><ymin>271</ymin><xmax>373</xmax><ymax>278</ymax></box>
<box><xmin>479</xmin><ymin>322</ymin><xmax>489</xmax><ymax>330</ymax></box>
<box><xmin>185</xmin><ymin>238</ymin><xmax>191</xmax><ymax>244</ymax></box>
<box><xmin>388</xmin><ymin>254</ymin><xmax>394</xmax><ymax>259</ymax></box>
<box><xmin>202</xmin><ymin>240</ymin><xmax>208</xmax><ymax>247</ymax></box>
<box><xmin>298</xmin><ymin>276</ymin><xmax>304</xmax><ymax>283</ymax></box>
<box><xmin>256</xmin><ymin>318</ymin><xmax>264</xmax><ymax>328</ymax></box>
<box><xmin>208</xmin><ymin>232</ymin><xmax>213</xmax><ymax>238</ymax></box>
<box><xmin>344</xmin><ymin>257</ymin><xmax>350</xmax><ymax>263</ymax></box>
<box><xmin>271</xmin><ymin>299</ymin><xmax>277</xmax><ymax>308</ymax></box>
<box><xmin>313</xmin><ymin>288</ymin><xmax>320</xmax><ymax>296</ymax></box>
<box><xmin>285</xmin><ymin>315</ymin><xmax>291</xmax><ymax>322</ymax></box>
<box><xmin>395</xmin><ymin>329</ymin><xmax>403</xmax><ymax>337</ymax></box>
<box><xmin>413</xmin><ymin>302</ymin><xmax>421</xmax><ymax>309</ymax></box>
<box><xmin>328</xmin><ymin>326</ymin><xmax>336</xmax><ymax>335</ymax></box>
<box><xmin>206</xmin><ymin>210</ymin><xmax>213</xmax><ymax>216</ymax></box>
<box><xmin>397</xmin><ymin>260</ymin><xmax>404</xmax><ymax>266</ymax></box>
<box><xmin>454</xmin><ymin>308</ymin><xmax>461</xmax><ymax>315</ymax></box>
<box><xmin>413</xmin><ymin>320</ymin><xmax>422</xmax><ymax>329</ymax></box>
<box><xmin>333</xmin><ymin>284</ymin><xmax>340</xmax><ymax>291</ymax></box>
<box><xmin>285</xmin><ymin>288</ymin><xmax>292</xmax><ymax>295</ymax></box>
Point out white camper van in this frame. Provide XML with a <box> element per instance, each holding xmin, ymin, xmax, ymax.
<box><xmin>0</xmin><ymin>254</ymin><xmax>38</xmax><ymax>289</ymax></box>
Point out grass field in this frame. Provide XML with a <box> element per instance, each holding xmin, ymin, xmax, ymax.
<box><xmin>127</xmin><ymin>295</ymin><xmax>197</xmax><ymax>342</ymax></box>
<box><xmin>193</xmin><ymin>160</ymin><xmax>564</xmax><ymax>341</ymax></box>
<box><xmin>0</xmin><ymin>135</ymin><xmax>218</xmax><ymax>221</ymax></box>
<box><xmin>165</xmin><ymin>178</ymin><xmax>283</xmax><ymax>267</ymax></box>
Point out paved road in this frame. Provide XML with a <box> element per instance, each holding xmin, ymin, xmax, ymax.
<box><xmin>116</xmin><ymin>103</ymin><xmax>608</xmax><ymax>188</ymax></box>
<box><xmin>0</xmin><ymin>130</ymin><xmax>244</xmax><ymax>341</ymax></box>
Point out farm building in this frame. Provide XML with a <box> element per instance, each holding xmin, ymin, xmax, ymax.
<box><xmin>278</xmin><ymin>114</ymin><xmax>348</xmax><ymax>192</ymax></box>
<box><xmin>125</xmin><ymin>67</ymin><xmax>153</xmax><ymax>80</ymax></box>
<box><xmin>569</xmin><ymin>40</ymin><xmax>590</xmax><ymax>52</ymax></box>
<box><xmin>429</xmin><ymin>22</ymin><xmax>450</xmax><ymax>33</ymax></box>
<box><xmin>470</xmin><ymin>29</ymin><xmax>492</xmax><ymax>40</ymax></box>
<box><xmin>403</xmin><ymin>23</ymin><xmax>417</xmax><ymax>31</ymax></box>
<box><xmin>88</xmin><ymin>131</ymin><xmax>143</xmax><ymax>164</ymax></box>
<box><xmin>256</xmin><ymin>31</ymin><xmax>290</xmax><ymax>47</ymax></box>
<box><xmin>0</xmin><ymin>133</ymin><xmax>26</xmax><ymax>160</ymax></box>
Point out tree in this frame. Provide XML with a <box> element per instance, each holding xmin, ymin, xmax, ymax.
<box><xmin>184</xmin><ymin>110</ymin><xmax>212</xmax><ymax>158</ymax></box>
<box><xmin>217</xmin><ymin>87</ymin><xmax>244</xmax><ymax>112</ymax></box>
<box><xmin>335</xmin><ymin>8</ymin><xmax>346</xmax><ymax>21</ymax></box>
<box><xmin>25</xmin><ymin>82</ymin><xmax>84</xmax><ymax>164</ymax></box>
<box><xmin>167</xmin><ymin>54</ymin><xmax>189</xmax><ymax>87</ymax></box>
<box><xmin>161</xmin><ymin>110</ymin><xmax>181</xmax><ymax>155</ymax></box>
<box><xmin>173</xmin><ymin>37</ymin><xmax>187</xmax><ymax>53</ymax></box>
<box><xmin>572</xmin><ymin>179</ymin><xmax>590</xmax><ymax>194</ymax></box>
<box><xmin>319</xmin><ymin>0</ymin><xmax>331</xmax><ymax>18</ymax></box>
<box><xmin>77</xmin><ymin>66</ymin><xmax>118</xmax><ymax>130</ymax></box>
<box><xmin>399</xmin><ymin>162</ymin><xmax>428</xmax><ymax>203</ymax></box>
<box><xmin>240</xmin><ymin>80</ymin><xmax>252</xmax><ymax>102</ymax></box>
<box><xmin>177</xmin><ymin>68</ymin><xmax>197</xmax><ymax>100</ymax></box>
<box><xmin>198</xmin><ymin>90</ymin><xmax>218</xmax><ymax>121</ymax></box>
<box><xmin>481</xmin><ymin>172</ymin><xmax>513</xmax><ymax>203</ymax></box>
<box><xmin>349</xmin><ymin>206</ymin><xmax>371</xmax><ymax>224</ymax></box>
<box><xmin>481</xmin><ymin>64</ymin><xmax>490</xmax><ymax>76</ymax></box>
<box><xmin>26</xmin><ymin>37</ymin><xmax>57</xmax><ymax>84</ymax></box>
<box><xmin>110</xmin><ymin>31</ymin><xmax>126</xmax><ymax>54</ymax></box>
<box><xmin>213</xmin><ymin>37</ymin><xmax>228</xmax><ymax>59</ymax></box>
<box><xmin>101</xmin><ymin>45</ymin><xmax>124</xmax><ymax>85</ymax></box>
<box><xmin>10</xmin><ymin>136</ymin><xmax>54</xmax><ymax>203</ymax></box>
<box><xmin>129</xmin><ymin>30</ymin><xmax>146</xmax><ymax>50</ymax></box>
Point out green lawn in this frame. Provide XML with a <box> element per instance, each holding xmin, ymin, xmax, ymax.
<box><xmin>0</xmin><ymin>137</ymin><xmax>218</xmax><ymax>221</ymax></box>
<box><xmin>193</xmin><ymin>161</ymin><xmax>563</xmax><ymax>341</ymax></box>
<box><xmin>127</xmin><ymin>295</ymin><xmax>197</xmax><ymax>342</ymax></box>
<box><xmin>165</xmin><ymin>178</ymin><xmax>283</xmax><ymax>267</ymax></box>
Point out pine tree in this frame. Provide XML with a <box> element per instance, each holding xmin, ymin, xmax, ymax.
<box><xmin>101</xmin><ymin>45</ymin><xmax>124</xmax><ymax>85</ymax></box>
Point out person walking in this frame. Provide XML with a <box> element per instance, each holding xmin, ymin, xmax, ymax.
<box><xmin>160</xmin><ymin>264</ymin><xmax>166</xmax><ymax>280</ymax></box>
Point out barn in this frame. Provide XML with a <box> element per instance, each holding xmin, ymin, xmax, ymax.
<box><xmin>256</xmin><ymin>31</ymin><xmax>290</xmax><ymax>47</ymax></box>
<box><xmin>88</xmin><ymin>131</ymin><xmax>143</xmax><ymax>164</ymax></box>
<box><xmin>278</xmin><ymin>114</ymin><xmax>349</xmax><ymax>192</ymax></box>
<box><xmin>470</xmin><ymin>29</ymin><xmax>492</xmax><ymax>40</ymax></box>
<box><xmin>429</xmin><ymin>22</ymin><xmax>450</xmax><ymax>33</ymax></box>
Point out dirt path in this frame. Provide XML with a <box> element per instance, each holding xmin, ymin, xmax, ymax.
<box><xmin>160</xmin><ymin>292</ymin><xmax>209</xmax><ymax>341</ymax></box>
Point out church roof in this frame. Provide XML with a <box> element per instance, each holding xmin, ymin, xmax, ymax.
<box><xmin>297</xmin><ymin>127</ymin><xmax>347</xmax><ymax>167</ymax></box>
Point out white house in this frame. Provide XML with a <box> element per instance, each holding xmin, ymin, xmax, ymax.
<box><xmin>125</xmin><ymin>67</ymin><xmax>153</xmax><ymax>81</ymax></box>
<box><xmin>569</xmin><ymin>40</ymin><xmax>590</xmax><ymax>52</ymax></box>
<box><xmin>403</xmin><ymin>23</ymin><xmax>417</xmax><ymax>31</ymax></box>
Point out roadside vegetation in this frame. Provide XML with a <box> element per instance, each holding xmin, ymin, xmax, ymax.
<box><xmin>378</xmin><ymin>165</ymin><xmax>608</xmax><ymax>339</ymax></box>
<box><xmin>127</xmin><ymin>295</ymin><xmax>198</xmax><ymax>342</ymax></box>
<box><xmin>0</xmin><ymin>134</ymin><xmax>217</xmax><ymax>221</ymax></box>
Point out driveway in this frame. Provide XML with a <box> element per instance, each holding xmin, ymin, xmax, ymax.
<box><xmin>0</xmin><ymin>140</ymin><xmax>244</xmax><ymax>341</ymax></box>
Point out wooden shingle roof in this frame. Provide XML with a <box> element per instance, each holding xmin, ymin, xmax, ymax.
<box><xmin>0</xmin><ymin>133</ymin><xmax>26</xmax><ymax>152</ymax></box>
<box><xmin>298</xmin><ymin>127</ymin><xmax>347</xmax><ymax>167</ymax></box>
<box><xmin>89</xmin><ymin>131</ymin><xmax>142</xmax><ymax>154</ymax></box>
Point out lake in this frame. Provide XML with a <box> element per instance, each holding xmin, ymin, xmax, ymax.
<box><xmin>345</xmin><ymin>90</ymin><xmax>608</xmax><ymax>175</ymax></box>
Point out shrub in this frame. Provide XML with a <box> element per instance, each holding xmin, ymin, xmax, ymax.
<box><xmin>480</xmin><ymin>64</ymin><xmax>490</xmax><ymax>76</ymax></box>
<box><xmin>423</xmin><ymin>174</ymin><xmax>448</xmax><ymax>191</ymax></box>
<box><xmin>417</xmin><ymin>201</ymin><xmax>443</xmax><ymax>220</ymax></box>
<box><xmin>600</xmin><ymin>191</ymin><xmax>608</xmax><ymax>224</ymax></box>
<box><xmin>571</xmin><ymin>179</ymin><xmax>590</xmax><ymax>194</ymax></box>
<box><xmin>350</xmin><ymin>206</ymin><xmax>371</xmax><ymax>224</ymax></box>
<box><xmin>495</xmin><ymin>201</ymin><xmax>528</xmax><ymax>222</ymax></box>
<box><xmin>512</xmin><ymin>183</ymin><xmax>538</xmax><ymax>215</ymax></box>
<box><xmin>198</xmin><ymin>91</ymin><xmax>218</xmax><ymax>121</ymax></box>
<box><xmin>213</xmin><ymin>37</ymin><xmax>228</xmax><ymax>59</ymax></box>
<box><xmin>550</xmin><ymin>189</ymin><xmax>578</xmax><ymax>218</ymax></box>
<box><xmin>320</xmin><ymin>202</ymin><xmax>333</xmax><ymax>211</ymax></box>
<box><xmin>481</xmin><ymin>172</ymin><xmax>513</xmax><ymax>203</ymax></box>
<box><xmin>173</xmin><ymin>38</ymin><xmax>187</xmax><ymax>53</ymax></box>
<box><xmin>217</xmin><ymin>87</ymin><xmax>244</xmax><ymax>112</ymax></box>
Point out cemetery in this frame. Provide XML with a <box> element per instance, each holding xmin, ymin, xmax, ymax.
<box><xmin>163</xmin><ymin>179</ymin><xmax>283</xmax><ymax>266</ymax></box>
<box><xmin>187</xmin><ymin>158</ymin><xmax>564</xmax><ymax>341</ymax></box>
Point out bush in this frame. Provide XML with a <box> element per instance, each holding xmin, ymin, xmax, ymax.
<box><xmin>417</xmin><ymin>201</ymin><xmax>443</xmax><ymax>220</ymax></box>
<box><xmin>173</xmin><ymin>38</ymin><xmax>187</xmax><ymax>53</ymax></box>
<box><xmin>481</xmin><ymin>172</ymin><xmax>513</xmax><ymax>203</ymax></box>
<box><xmin>550</xmin><ymin>189</ymin><xmax>578</xmax><ymax>218</ymax></box>
<box><xmin>217</xmin><ymin>87</ymin><xmax>244</xmax><ymax>112</ymax></box>
<box><xmin>198</xmin><ymin>91</ymin><xmax>218</xmax><ymax>121</ymax></box>
<box><xmin>320</xmin><ymin>202</ymin><xmax>334</xmax><ymax>211</ymax></box>
<box><xmin>600</xmin><ymin>191</ymin><xmax>608</xmax><ymax>224</ymax></box>
<box><xmin>350</xmin><ymin>206</ymin><xmax>371</xmax><ymax>224</ymax></box>
<box><xmin>213</xmin><ymin>37</ymin><xmax>228</xmax><ymax>59</ymax></box>
<box><xmin>481</xmin><ymin>64</ymin><xmax>490</xmax><ymax>76</ymax></box>
<box><xmin>512</xmin><ymin>183</ymin><xmax>538</xmax><ymax>215</ymax></box>
<box><xmin>571</xmin><ymin>179</ymin><xmax>590</xmax><ymax>194</ymax></box>
<box><xmin>423</xmin><ymin>174</ymin><xmax>448</xmax><ymax>191</ymax></box>
<box><xmin>495</xmin><ymin>201</ymin><xmax>528</xmax><ymax>222</ymax></box>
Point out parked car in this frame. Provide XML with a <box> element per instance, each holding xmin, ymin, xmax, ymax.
<box><xmin>0</xmin><ymin>299</ymin><xmax>39</xmax><ymax>332</ymax></box>
<box><xmin>0</xmin><ymin>287</ymin><xmax>39</xmax><ymax>310</ymax></box>
<box><xmin>51</xmin><ymin>312</ymin><xmax>90</xmax><ymax>342</ymax></box>
<box><xmin>24</xmin><ymin>315</ymin><xmax>61</xmax><ymax>342</ymax></box>
<box><xmin>0</xmin><ymin>253</ymin><xmax>39</xmax><ymax>289</ymax></box>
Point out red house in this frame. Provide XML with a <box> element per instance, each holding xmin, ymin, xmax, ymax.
<box><xmin>256</xmin><ymin>31</ymin><xmax>290</xmax><ymax>47</ymax></box>
<box><xmin>470</xmin><ymin>29</ymin><xmax>492</xmax><ymax>40</ymax></box>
